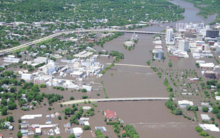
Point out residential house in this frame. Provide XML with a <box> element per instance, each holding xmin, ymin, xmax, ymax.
<box><xmin>104</xmin><ymin>110</ymin><xmax>117</xmax><ymax>120</ymax></box>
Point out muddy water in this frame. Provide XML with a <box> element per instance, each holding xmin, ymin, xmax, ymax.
<box><xmin>91</xmin><ymin>0</ymin><xmax>219</xmax><ymax>137</ymax></box>
<box><xmin>2</xmin><ymin>0</ymin><xmax>219</xmax><ymax>138</ymax></box>
<box><xmin>96</xmin><ymin>101</ymin><xmax>201</xmax><ymax>138</ymax></box>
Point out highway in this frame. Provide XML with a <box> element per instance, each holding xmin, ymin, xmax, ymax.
<box><xmin>0</xmin><ymin>29</ymin><xmax>165</xmax><ymax>54</ymax></box>
<box><xmin>60</xmin><ymin>97</ymin><xmax>170</xmax><ymax>105</ymax></box>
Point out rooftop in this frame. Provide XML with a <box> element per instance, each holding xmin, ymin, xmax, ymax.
<box><xmin>104</xmin><ymin>110</ymin><xmax>117</xmax><ymax>119</ymax></box>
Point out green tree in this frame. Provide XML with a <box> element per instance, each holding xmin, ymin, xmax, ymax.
<box><xmin>202</xmin><ymin>107</ymin><xmax>209</xmax><ymax>112</ymax></box>
<box><xmin>10</xmin><ymin>87</ymin><xmax>16</xmax><ymax>92</ymax></box>
<box><xmin>70</xmin><ymin>96</ymin><xmax>74</xmax><ymax>100</ymax></box>
<box><xmin>83</xmin><ymin>125</ymin><xmax>91</xmax><ymax>130</ymax></box>
<box><xmin>146</xmin><ymin>60</ymin><xmax>151</xmax><ymax>65</ymax></box>
<box><xmin>81</xmin><ymin>89</ymin><xmax>87</xmax><ymax>92</ymax></box>
<box><xmin>8</xmin><ymin>101</ymin><xmax>17</xmax><ymax>110</ymax></box>
<box><xmin>1</xmin><ymin>107</ymin><xmax>7</xmax><ymax>115</ymax></box>
<box><xmin>18</xmin><ymin>119</ymin><xmax>22</xmax><ymax>123</ymax></box>
<box><xmin>17</xmin><ymin>131</ymin><xmax>22</xmax><ymax>138</ymax></box>
<box><xmin>212</xmin><ymin>106</ymin><xmax>219</xmax><ymax>114</ymax></box>
<box><xmin>195</xmin><ymin>126</ymin><xmax>203</xmax><ymax>133</ymax></box>
<box><xmin>8</xmin><ymin>116</ymin><xmax>14</xmax><ymax>122</ymax></box>
<box><xmin>68</xmin><ymin>134</ymin><xmax>75</xmax><ymax>138</ymax></box>
<box><xmin>174</xmin><ymin>109</ymin><xmax>182</xmax><ymax>115</ymax></box>
<box><xmin>168</xmin><ymin>62</ymin><xmax>172</xmax><ymax>67</ymax></box>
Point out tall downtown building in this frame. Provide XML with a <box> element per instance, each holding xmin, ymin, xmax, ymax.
<box><xmin>178</xmin><ymin>40</ymin><xmax>189</xmax><ymax>52</ymax></box>
<box><xmin>166</xmin><ymin>28</ymin><xmax>174</xmax><ymax>44</ymax></box>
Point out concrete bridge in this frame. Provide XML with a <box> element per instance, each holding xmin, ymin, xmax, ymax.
<box><xmin>106</xmin><ymin>63</ymin><xmax>151</xmax><ymax>68</ymax></box>
<box><xmin>61</xmin><ymin>97</ymin><xmax>170</xmax><ymax>105</ymax></box>
<box><xmin>0</xmin><ymin>29</ymin><xmax>164</xmax><ymax>55</ymax></box>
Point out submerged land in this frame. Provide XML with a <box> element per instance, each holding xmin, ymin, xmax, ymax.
<box><xmin>1</xmin><ymin>0</ymin><xmax>220</xmax><ymax>138</ymax></box>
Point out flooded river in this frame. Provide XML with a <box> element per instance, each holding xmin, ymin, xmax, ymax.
<box><xmin>1</xmin><ymin>0</ymin><xmax>218</xmax><ymax>138</ymax></box>
<box><xmin>92</xmin><ymin>0</ymin><xmax>218</xmax><ymax>137</ymax></box>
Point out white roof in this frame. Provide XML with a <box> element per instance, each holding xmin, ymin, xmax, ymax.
<box><xmin>196</xmin><ymin>60</ymin><xmax>205</xmax><ymax>63</ymax></box>
<box><xmin>215</xmin><ymin>96</ymin><xmax>220</xmax><ymax>100</ymax></box>
<box><xmin>35</xmin><ymin>128</ymin><xmax>41</xmax><ymax>133</ymax></box>
<box><xmin>178</xmin><ymin>100</ymin><xmax>194</xmax><ymax>105</ymax></box>
<box><xmin>84</xmin><ymin>121</ymin><xmax>90</xmax><ymax>126</ymax></box>
<box><xmin>72</xmin><ymin>127</ymin><xmax>83</xmax><ymax>136</ymax></box>
<box><xmin>199</xmin><ymin>124</ymin><xmax>220</xmax><ymax>132</ymax></box>
<box><xmin>200</xmin><ymin>63</ymin><xmax>215</xmax><ymax>68</ymax></box>
<box><xmin>155</xmin><ymin>45</ymin><xmax>163</xmax><ymax>49</ymax></box>
<box><xmin>21</xmin><ymin>114</ymin><xmax>42</xmax><ymax>119</ymax></box>
<box><xmin>82</xmin><ymin>106</ymin><xmax>91</xmax><ymax>110</ymax></box>
<box><xmin>80</xmin><ymin>118</ymin><xmax>89</xmax><ymax>121</ymax></box>
<box><xmin>71</xmin><ymin>71</ymin><xmax>83</xmax><ymax>75</ymax></box>
<box><xmin>154</xmin><ymin>40</ymin><xmax>162</xmax><ymax>44</ymax></box>
<box><xmin>201</xmin><ymin>114</ymin><xmax>210</xmax><ymax>120</ymax></box>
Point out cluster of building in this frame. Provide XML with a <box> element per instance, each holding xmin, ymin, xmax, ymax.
<box><xmin>19</xmin><ymin>56</ymin><xmax>104</xmax><ymax>91</ymax></box>
<box><xmin>178</xmin><ymin>100</ymin><xmax>220</xmax><ymax>132</ymax></box>
<box><xmin>153</xmin><ymin>37</ymin><xmax>164</xmax><ymax>60</ymax></box>
<box><xmin>123</xmin><ymin>33</ymin><xmax>138</xmax><ymax>48</ymax></box>
<box><xmin>166</xmin><ymin>22</ymin><xmax>220</xmax><ymax>60</ymax></box>
<box><xmin>2</xmin><ymin>55</ymin><xmax>21</xmax><ymax>63</ymax></box>
<box><xmin>166</xmin><ymin>22</ymin><xmax>220</xmax><ymax>78</ymax></box>
<box><xmin>19</xmin><ymin>114</ymin><xmax>60</xmax><ymax>137</ymax></box>
<box><xmin>166</xmin><ymin>27</ymin><xmax>189</xmax><ymax>59</ymax></box>
<box><xmin>64</xmin><ymin>107</ymin><xmax>110</xmax><ymax>137</ymax></box>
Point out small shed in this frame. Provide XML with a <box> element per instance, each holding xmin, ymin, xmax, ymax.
<box><xmin>9</xmin><ymin>125</ymin><xmax>14</xmax><ymax>130</ymax></box>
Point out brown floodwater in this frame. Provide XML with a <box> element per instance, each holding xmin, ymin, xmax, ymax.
<box><xmin>1</xmin><ymin>0</ymin><xmax>220</xmax><ymax>137</ymax></box>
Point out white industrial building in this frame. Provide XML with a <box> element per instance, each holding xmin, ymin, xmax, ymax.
<box><xmin>216</xmin><ymin>47</ymin><xmax>220</xmax><ymax>55</ymax></box>
<box><xmin>173</xmin><ymin>50</ymin><xmax>189</xmax><ymax>58</ymax></box>
<box><xmin>178</xmin><ymin>40</ymin><xmax>189</xmax><ymax>52</ymax></box>
<box><xmin>199</xmin><ymin>63</ymin><xmax>215</xmax><ymax>70</ymax></box>
<box><xmin>71</xmin><ymin>127</ymin><xmax>83</xmax><ymax>137</ymax></box>
<box><xmin>33</xmin><ymin>57</ymin><xmax>48</xmax><ymax>64</ymax></box>
<box><xmin>21</xmin><ymin>74</ymin><xmax>33</xmax><ymax>80</ymax></box>
<box><xmin>38</xmin><ymin>60</ymin><xmax>56</xmax><ymax>75</ymax></box>
<box><xmin>199</xmin><ymin>124</ymin><xmax>220</xmax><ymax>132</ymax></box>
<box><xmin>178</xmin><ymin>100</ymin><xmax>193</xmax><ymax>108</ymax></box>
<box><xmin>3</xmin><ymin>57</ymin><xmax>20</xmax><ymax>63</ymax></box>
<box><xmin>82</xmin><ymin>85</ymin><xmax>92</xmax><ymax>91</ymax></box>
<box><xmin>21</xmin><ymin>114</ymin><xmax>42</xmax><ymax>120</ymax></box>
<box><xmin>124</xmin><ymin>41</ymin><xmax>134</xmax><ymax>47</ymax></box>
<box><xmin>154</xmin><ymin>50</ymin><xmax>164</xmax><ymax>60</ymax></box>
<box><xmin>201</xmin><ymin>114</ymin><xmax>210</xmax><ymax>120</ymax></box>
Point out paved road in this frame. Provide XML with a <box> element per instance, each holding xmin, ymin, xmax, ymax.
<box><xmin>106</xmin><ymin>63</ymin><xmax>151</xmax><ymax>68</ymax></box>
<box><xmin>0</xmin><ymin>29</ymin><xmax>165</xmax><ymax>54</ymax></box>
<box><xmin>61</xmin><ymin>97</ymin><xmax>170</xmax><ymax>105</ymax></box>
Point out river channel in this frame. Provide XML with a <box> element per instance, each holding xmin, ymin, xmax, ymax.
<box><xmin>2</xmin><ymin>0</ymin><xmax>218</xmax><ymax>138</ymax></box>
<box><xmin>92</xmin><ymin>0</ymin><xmax>218</xmax><ymax>137</ymax></box>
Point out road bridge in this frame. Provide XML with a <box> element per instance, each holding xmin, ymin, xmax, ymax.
<box><xmin>61</xmin><ymin>97</ymin><xmax>170</xmax><ymax>105</ymax></box>
<box><xmin>0</xmin><ymin>29</ymin><xmax>165</xmax><ymax>55</ymax></box>
<box><xmin>106</xmin><ymin>63</ymin><xmax>150</xmax><ymax>68</ymax></box>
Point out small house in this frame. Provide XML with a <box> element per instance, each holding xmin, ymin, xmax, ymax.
<box><xmin>104</xmin><ymin>110</ymin><xmax>117</xmax><ymax>120</ymax></box>
<box><xmin>35</xmin><ymin>128</ymin><xmax>42</xmax><ymax>135</ymax></box>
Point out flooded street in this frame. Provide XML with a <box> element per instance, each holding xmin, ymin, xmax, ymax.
<box><xmin>1</xmin><ymin>0</ymin><xmax>219</xmax><ymax>138</ymax></box>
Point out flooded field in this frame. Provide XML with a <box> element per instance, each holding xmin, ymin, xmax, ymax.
<box><xmin>1</xmin><ymin>0</ymin><xmax>220</xmax><ymax>137</ymax></box>
<box><xmin>95</xmin><ymin>101</ymin><xmax>201</xmax><ymax>138</ymax></box>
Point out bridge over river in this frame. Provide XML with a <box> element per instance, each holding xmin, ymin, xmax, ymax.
<box><xmin>0</xmin><ymin>29</ymin><xmax>165</xmax><ymax>55</ymax></box>
<box><xmin>61</xmin><ymin>97</ymin><xmax>171</xmax><ymax>105</ymax></box>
